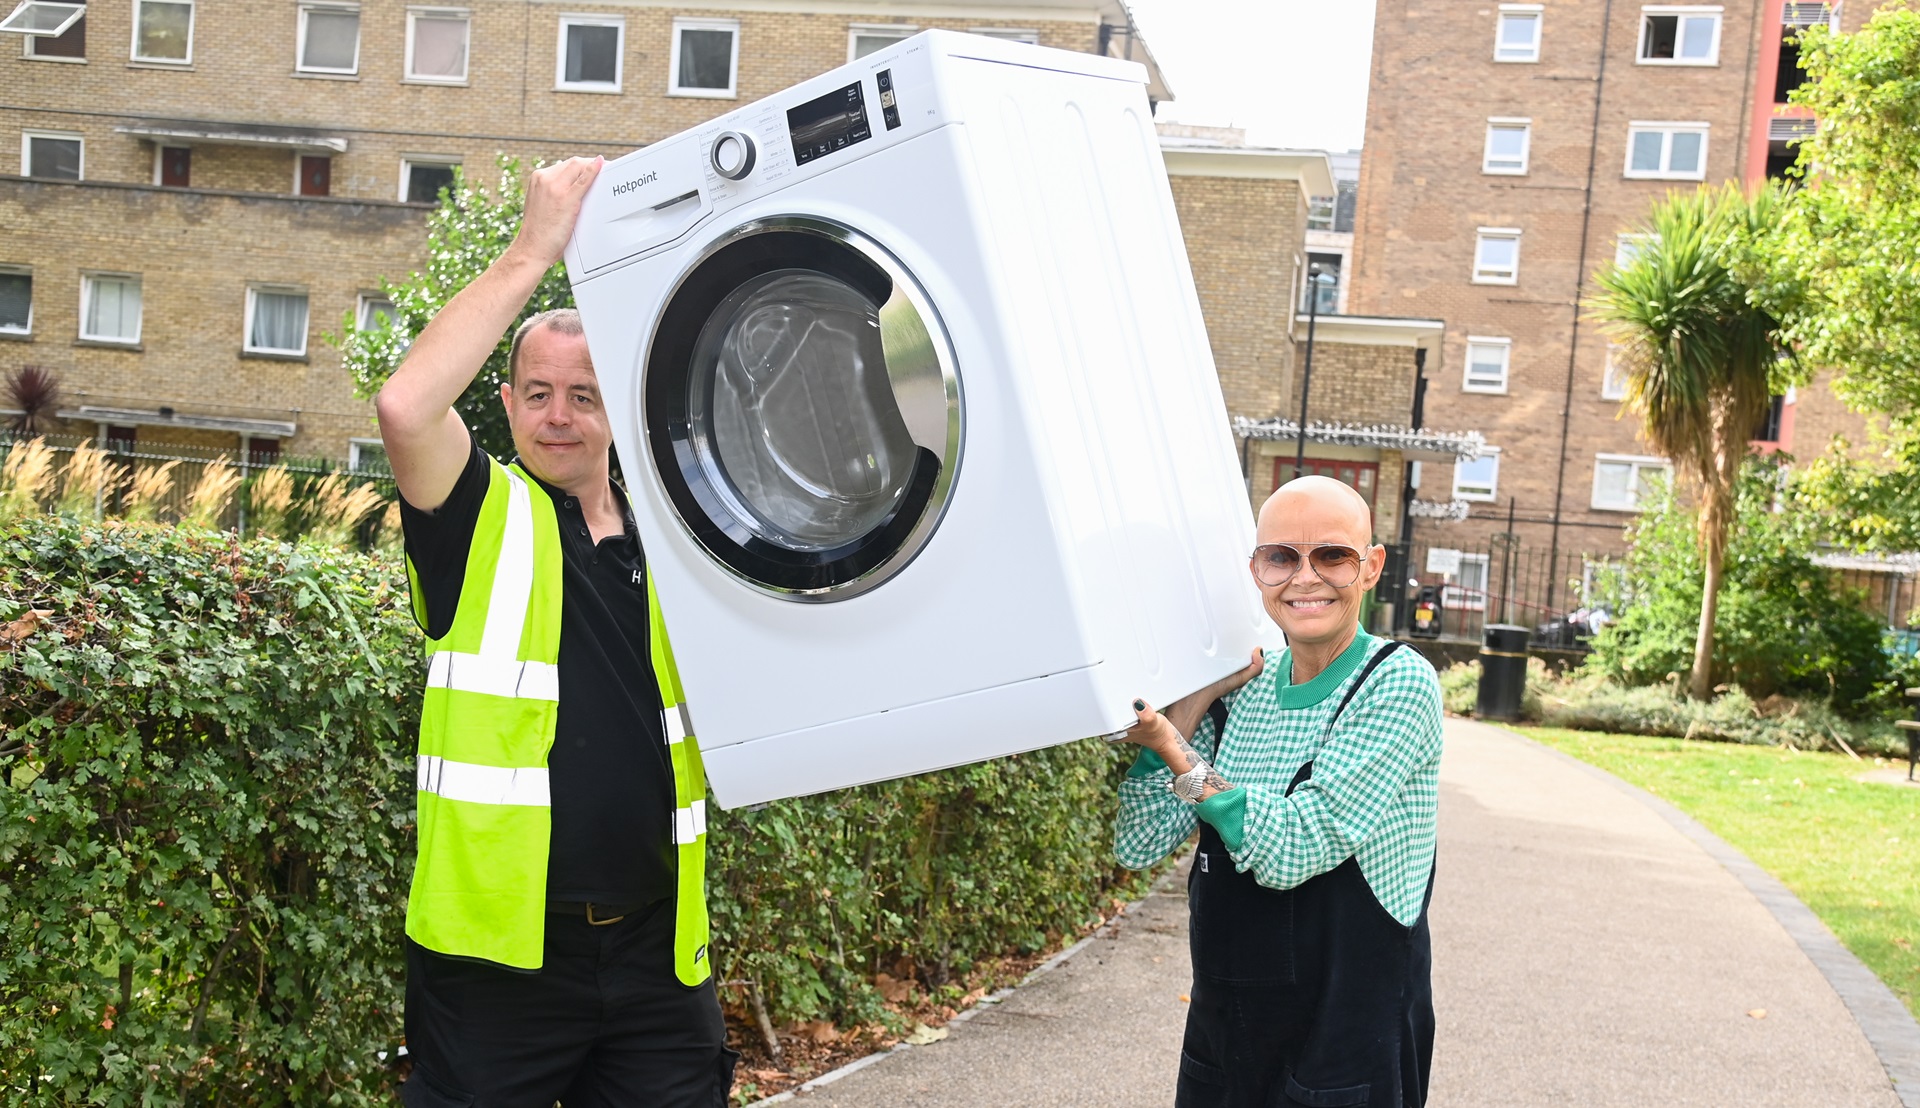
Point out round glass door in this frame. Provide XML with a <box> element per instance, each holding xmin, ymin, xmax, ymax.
<box><xmin>646</xmin><ymin>217</ymin><xmax>961</xmax><ymax>600</ymax></box>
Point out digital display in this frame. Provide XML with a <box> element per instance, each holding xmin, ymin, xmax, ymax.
<box><xmin>788</xmin><ymin>81</ymin><xmax>872</xmax><ymax>165</ymax></box>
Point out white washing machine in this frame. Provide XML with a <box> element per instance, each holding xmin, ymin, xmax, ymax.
<box><xmin>565</xmin><ymin>31</ymin><xmax>1277</xmax><ymax>808</ymax></box>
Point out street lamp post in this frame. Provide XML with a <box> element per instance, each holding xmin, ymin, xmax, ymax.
<box><xmin>1292</xmin><ymin>268</ymin><xmax>1336</xmax><ymax>481</ymax></box>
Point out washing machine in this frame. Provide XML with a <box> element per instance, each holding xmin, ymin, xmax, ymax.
<box><xmin>565</xmin><ymin>30</ymin><xmax>1278</xmax><ymax>808</ymax></box>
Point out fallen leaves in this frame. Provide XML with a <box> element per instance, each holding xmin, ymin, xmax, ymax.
<box><xmin>1</xmin><ymin>608</ymin><xmax>51</xmax><ymax>644</ymax></box>
<box><xmin>1748</xmin><ymin>1008</ymin><xmax>1768</xmax><ymax>1020</ymax></box>
<box><xmin>903</xmin><ymin>1023</ymin><xmax>948</xmax><ymax>1046</ymax></box>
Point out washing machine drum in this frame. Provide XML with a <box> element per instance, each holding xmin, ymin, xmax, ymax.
<box><xmin>646</xmin><ymin>217</ymin><xmax>961</xmax><ymax>600</ymax></box>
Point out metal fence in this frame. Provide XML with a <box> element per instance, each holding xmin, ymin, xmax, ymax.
<box><xmin>0</xmin><ymin>431</ymin><xmax>395</xmax><ymax>535</ymax></box>
<box><xmin>1389</xmin><ymin>539</ymin><xmax>1610</xmax><ymax>646</ymax></box>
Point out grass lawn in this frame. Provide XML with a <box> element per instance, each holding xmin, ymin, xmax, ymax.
<box><xmin>1515</xmin><ymin>726</ymin><xmax>1920</xmax><ymax>1021</ymax></box>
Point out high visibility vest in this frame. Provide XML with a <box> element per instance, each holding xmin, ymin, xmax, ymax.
<box><xmin>403</xmin><ymin>458</ymin><xmax>711</xmax><ymax>983</ymax></box>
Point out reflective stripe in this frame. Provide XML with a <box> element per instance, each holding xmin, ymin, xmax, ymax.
<box><xmin>663</xmin><ymin>705</ymin><xmax>689</xmax><ymax>745</ymax></box>
<box><xmin>479</xmin><ymin>470</ymin><xmax>536</xmax><ymax>662</ymax></box>
<box><xmin>427</xmin><ymin>652</ymin><xmax>561</xmax><ymax>701</ymax></box>
<box><xmin>417</xmin><ymin>754</ymin><xmax>551</xmax><ymax>807</ymax></box>
<box><xmin>673</xmin><ymin>800</ymin><xmax>707</xmax><ymax>844</ymax></box>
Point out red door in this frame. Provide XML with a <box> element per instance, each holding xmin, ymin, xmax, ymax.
<box><xmin>298</xmin><ymin>155</ymin><xmax>331</xmax><ymax>197</ymax></box>
<box><xmin>1274</xmin><ymin>458</ymin><xmax>1380</xmax><ymax>503</ymax></box>
<box><xmin>160</xmin><ymin>147</ymin><xmax>190</xmax><ymax>187</ymax></box>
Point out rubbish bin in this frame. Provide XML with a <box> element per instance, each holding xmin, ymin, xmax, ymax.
<box><xmin>1410</xmin><ymin>586</ymin><xmax>1444</xmax><ymax>639</ymax></box>
<box><xmin>1475</xmin><ymin>623</ymin><xmax>1531</xmax><ymax>720</ymax></box>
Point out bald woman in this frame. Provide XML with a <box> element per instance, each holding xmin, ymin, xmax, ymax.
<box><xmin>1116</xmin><ymin>476</ymin><xmax>1445</xmax><ymax>1108</ymax></box>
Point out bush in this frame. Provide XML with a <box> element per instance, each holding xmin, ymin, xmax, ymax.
<box><xmin>1586</xmin><ymin>459</ymin><xmax>1893</xmax><ymax>714</ymax></box>
<box><xmin>1</xmin><ymin>515</ymin><xmax>1146</xmax><ymax>1103</ymax></box>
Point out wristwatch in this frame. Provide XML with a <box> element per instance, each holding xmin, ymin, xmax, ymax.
<box><xmin>1169</xmin><ymin>760</ymin><xmax>1213</xmax><ymax>804</ymax></box>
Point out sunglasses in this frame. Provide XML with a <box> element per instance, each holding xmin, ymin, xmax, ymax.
<box><xmin>1248</xmin><ymin>542</ymin><xmax>1369</xmax><ymax>589</ymax></box>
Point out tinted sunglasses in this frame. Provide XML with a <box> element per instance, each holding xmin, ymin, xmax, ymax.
<box><xmin>1249</xmin><ymin>542</ymin><xmax>1367</xmax><ymax>589</ymax></box>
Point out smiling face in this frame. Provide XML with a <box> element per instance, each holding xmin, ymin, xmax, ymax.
<box><xmin>1252</xmin><ymin>476</ymin><xmax>1386</xmax><ymax>650</ymax></box>
<box><xmin>499</xmin><ymin>323</ymin><xmax>612</xmax><ymax>493</ymax></box>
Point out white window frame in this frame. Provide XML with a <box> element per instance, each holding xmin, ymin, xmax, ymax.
<box><xmin>21</xmin><ymin>128</ymin><xmax>83</xmax><ymax>179</ymax></box>
<box><xmin>1473</xmin><ymin>228</ymin><xmax>1522</xmax><ymax>285</ymax></box>
<box><xmin>668</xmin><ymin>17</ymin><xmax>738</xmax><ymax>99</ymax></box>
<box><xmin>1637</xmin><ymin>6</ymin><xmax>1723</xmax><ymax>66</ymax></box>
<box><xmin>130</xmin><ymin>0</ymin><xmax>194</xmax><ymax>65</ymax></box>
<box><xmin>968</xmin><ymin>27</ymin><xmax>1039</xmax><ymax>43</ymax></box>
<box><xmin>1602</xmin><ymin>344</ymin><xmax>1630</xmax><ymax>400</ymax></box>
<box><xmin>1624</xmin><ymin>122</ymin><xmax>1710</xmax><ymax>180</ymax></box>
<box><xmin>398</xmin><ymin>155</ymin><xmax>461</xmax><ymax>203</ymax></box>
<box><xmin>1</xmin><ymin>1</ymin><xmax>84</xmax><ymax>36</ymax></box>
<box><xmin>356</xmin><ymin>292</ymin><xmax>396</xmax><ymax>330</ymax></box>
<box><xmin>1591</xmin><ymin>453</ymin><xmax>1672</xmax><ymax>511</ymax></box>
<box><xmin>1463</xmin><ymin>337</ymin><xmax>1512</xmax><ymax>394</ymax></box>
<box><xmin>554</xmin><ymin>13</ymin><xmax>623</xmax><ymax>93</ymax></box>
<box><xmin>1494</xmin><ymin>4</ymin><xmax>1543</xmax><ymax>62</ymax></box>
<box><xmin>404</xmin><ymin>6</ymin><xmax>469</xmax><ymax>85</ymax></box>
<box><xmin>1614</xmin><ymin>232</ymin><xmax>1657</xmax><ymax>266</ymax></box>
<box><xmin>15</xmin><ymin>2</ymin><xmax>85</xmax><ymax>61</ymax></box>
<box><xmin>79</xmin><ymin>271</ymin><xmax>143</xmax><ymax>345</ymax></box>
<box><xmin>0</xmin><ymin>264</ymin><xmax>32</xmax><ymax>335</ymax></box>
<box><xmin>1444</xmin><ymin>553</ymin><xmax>1493</xmax><ymax>611</ymax></box>
<box><xmin>296</xmin><ymin>2</ymin><xmax>361</xmax><ymax>75</ymax></box>
<box><xmin>1452</xmin><ymin>447</ymin><xmax>1501</xmax><ymax>502</ymax></box>
<box><xmin>848</xmin><ymin>23</ymin><xmax>915</xmax><ymax>62</ymax></box>
<box><xmin>348</xmin><ymin>437</ymin><xmax>390</xmax><ymax>473</ymax></box>
<box><xmin>243</xmin><ymin>284</ymin><xmax>310</xmax><ymax>357</ymax></box>
<box><xmin>1482</xmin><ymin>117</ymin><xmax>1531</xmax><ymax>175</ymax></box>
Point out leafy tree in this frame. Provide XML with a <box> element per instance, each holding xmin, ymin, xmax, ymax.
<box><xmin>333</xmin><ymin>156</ymin><xmax>573</xmax><ymax>460</ymax></box>
<box><xmin>1588</xmin><ymin>184</ymin><xmax>1788</xmax><ymax>700</ymax></box>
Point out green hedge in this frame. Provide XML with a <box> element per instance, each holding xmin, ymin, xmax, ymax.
<box><xmin>0</xmin><ymin>515</ymin><xmax>1143</xmax><ymax>1104</ymax></box>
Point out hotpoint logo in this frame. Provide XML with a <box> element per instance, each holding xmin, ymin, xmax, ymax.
<box><xmin>611</xmin><ymin>171</ymin><xmax>659</xmax><ymax>197</ymax></box>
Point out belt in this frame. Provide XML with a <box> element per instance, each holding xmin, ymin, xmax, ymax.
<box><xmin>547</xmin><ymin>899</ymin><xmax>648</xmax><ymax>926</ymax></box>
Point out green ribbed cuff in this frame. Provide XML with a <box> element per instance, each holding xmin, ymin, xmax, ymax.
<box><xmin>1196</xmin><ymin>788</ymin><xmax>1247</xmax><ymax>852</ymax></box>
<box><xmin>1126</xmin><ymin>748</ymin><xmax>1169</xmax><ymax>778</ymax></box>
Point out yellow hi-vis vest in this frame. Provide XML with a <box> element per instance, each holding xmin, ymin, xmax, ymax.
<box><xmin>403</xmin><ymin>457</ymin><xmax>711</xmax><ymax>982</ymax></box>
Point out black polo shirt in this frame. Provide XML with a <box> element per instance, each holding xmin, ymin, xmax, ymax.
<box><xmin>400</xmin><ymin>436</ymin><xmax>675</xmax><ymax>906</ymax></box>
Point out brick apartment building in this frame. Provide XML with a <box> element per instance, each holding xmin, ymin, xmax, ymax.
<box><xmin>0</xmin><ymin>0</ymin><xmax>1173</xmax><ymax>468</ymax></box>
<box><xmin>1352</xmin><ymin>0</ymin><xmax>1872</xmax><ymax>610</ymax></box>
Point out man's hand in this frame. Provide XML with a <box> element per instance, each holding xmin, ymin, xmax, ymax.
<box><xmin>509</xmin><ymin>156</ymin><xmax>604</xmax><ymax>270</ymax></box>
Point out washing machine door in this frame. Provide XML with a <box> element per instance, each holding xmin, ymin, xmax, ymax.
<box><xmin>645</xmin><ymin>216</ymin><xmax>962</xmax><ymax>600</ymax></box>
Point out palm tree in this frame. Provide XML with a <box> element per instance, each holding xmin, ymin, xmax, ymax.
<box><xmin>1589</xmin><ymin>183</ymin><xmax>1787</xmax><ymax>701</ymax></box>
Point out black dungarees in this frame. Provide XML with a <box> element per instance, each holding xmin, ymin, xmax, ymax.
<box><xmin>1176</xmin><ymin>642</ymin><xmax>1436</xmax><ymax>1108</ymax></box>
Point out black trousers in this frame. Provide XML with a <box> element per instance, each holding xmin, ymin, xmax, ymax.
<box><xmin>402</xmin><ymin>898</ymin><xmax>736</xmax><ymax>1108</ymax></box>
<box><xmin>1176</xmin><ymin>822</ymin><xmax>1435</xmax><ymax>1108</ymax></box>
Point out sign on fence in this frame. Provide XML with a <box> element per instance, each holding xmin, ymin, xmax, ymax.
<box><xmin>1425</xmin><ymin>547</ymin><xmax>1463</xmax><ymax>576</ymax></box>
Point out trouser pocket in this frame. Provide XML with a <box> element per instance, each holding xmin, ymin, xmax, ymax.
<box><xmin>1175</xmin><ymin>1050</ymin><xmax>1230</xmax><ymax>1108</ymax></box>
<box><xmin>1283</xmin><ymin>1073</ymin><xmax>1371</xmax><ymax>1107</ymax></box>
<box><xmin>401</xmin><ymin>1067</ymin><xmax>476</xmax><ymax>1108</ymax></box>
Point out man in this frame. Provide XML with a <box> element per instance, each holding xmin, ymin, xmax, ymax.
<box><xmin>1116</xmin><ymin>476</ymin><xmax>1445</xmax><ymax>1108</ymax></box>
<box><xmin>376</xmin><ymin>156</ymin><xmax>735</xmax><ymax>1107</ymax></box>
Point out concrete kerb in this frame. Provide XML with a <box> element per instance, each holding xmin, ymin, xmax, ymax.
<box><xmin>1507</xmin><ymin>726</ymin><xmax>1920</xmax><ymax>1107</ymax></box>
<box><xmin>741</xmin><ymin>860</ymin><xmax>1185</xmax><ymax>1107</ymax></box>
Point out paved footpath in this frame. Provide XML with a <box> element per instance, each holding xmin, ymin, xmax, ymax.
<box><xmin>778</xmin><ymin>719</ymin><xmax>1910</xmax><ymax>1107</ymax></box>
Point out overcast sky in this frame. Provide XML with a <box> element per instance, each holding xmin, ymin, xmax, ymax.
<box><xmin>1125</xmin><ymin>0</ymin><xmax>1377</xmax><ymax>153</ymax></box>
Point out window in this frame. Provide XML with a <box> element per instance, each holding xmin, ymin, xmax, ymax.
<box><xmin>0</xmin><ymin>1</ymin><xmax>83</xmax><ymax>35</ymax></box>
<box><xmin>1444</xmin><ymin>553</ymin><xmax>1492</xmax><ymax>611</ymax></box>
<box><xmin>1495</xmin><ymin>5</ymin><xmax>1542</xmax><ymax>62</ymax></box>
<box><xmin>245</xmin><ymin>286</ymin><xmax>309</xmax><ymax>356</ymax></box>
<box><xmin>1602</xmin><ymin>345</ymin><xmax>1630</xmax><ymax>399</ymax></box>
<box><xmin>1754</xmin><ymin>393</ymin><xmax>1787</xmax><ymax>442</ymax></box>
<box><xmin>297</xmin><ymin>154</ymin><xmax>330</xmax><ymax>196</ymax></box>
<box><xmin>400</xmin><ymin>157</ymin><xmax>459</xmax><ymax>203</ymax></box>
<box><xmin>19</xmin><ymin>7</ymin><xmax>84</xmax><ymax>59</ymax></box>
<box><xmin>406</xmin><ymin>8</ymin><xmax>468</xmax><ymax>83</ymax></box>
<box><xmin>22</xmin><ymin>129</ymin><xmax>81</xmax><ymax>179</ymax></box>
<box><xmin>1625</xmin><ymin>123</ymin><xmax>1709</xmax><ymax>179</ymax></box>
<box><xmin>1483</xmin><ymin>118</ymin><xmax>1531</xmax><ymax>175</ymax></box>
<box><xmin>298</xmin><ymin>3</ymin><xmax>360</xmax><ymax>74</ymax></box>
<box><xmin>1453</xmin><ymin>448</ymin><xmax>1501</xmax><ymax>501</ymax></box>
<box><xmin>969</xmin><ymin>27</ymin><xmax>1039</xmax><ymax>43</ymax></box>
<box><xmin>155</xmin><ymin>145</ymin><xmax>189</xmax><ymax>187</ymax></box>
<box><xmin>849</xmin><ymin>24</ymin><xmax>914</xmax><ymax>60</ymax></box>
<box><xmin>348</xmin><ymin>438</ymin><xmax>391</xmax><ymax>475</ymax></box>
<box><xmin>0</xmin><ymin>267</ymin><xmax>31</xmax><ymax>334</ymax></box>
<box><xmin>1464</xmin><ymin>338</ymin><xmax>1511</xmax><ymax>393</ymax></box>
<box><xmin>1614</xmin><ymin>232</ymin><xmax>1656</xmax><ymax>266</ymax></box>
<box><xmin>1592</xmin><ymin>454</ymin><xmax>1670</xmax><ymax>510</ymax></box>
<box><xmin>556</xmin><ymin>15</ymin><xmax>622</xmax><ymax>91</ymax></box>
<box><xmin>1639</xmin><ymin>6</ymin><xmax>1722</xmax><ymax>64</ymax></box>
<box><xmin>80</xmin><ymin>273</ymin><xmax>142</xmax><ymax>344</ymax></box>
<box><xmin>1473</xmin><ymin>228</ymin><xmax>1521</xmax><ymax>284</ymax></box>
<box><xmin>1302</xmin><ymin>254</ymin><xmax>1342</xmax><ymax>314</ymax></box>
<box><xmin>131</xmin><ymin>0</ymin><xmax>193</xmax><ymax>64</ymax></box>
<box><xmin>670</xmin><ymin>17</ymin><xmax>736</xmax><ymax>97</ymax></box>
<box><xmin>357</xmin><ymin>293</ymin><xmax>396</xmax><ymax>330</ymax></box>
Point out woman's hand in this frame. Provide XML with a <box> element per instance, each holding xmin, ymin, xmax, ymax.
<box><xmin>1124</xmin><ymin>648</ymin><xmax>1266</xmax><ymax>770</ymax></box>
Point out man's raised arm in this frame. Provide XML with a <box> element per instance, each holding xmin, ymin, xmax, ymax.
<box><xmin>374</xmin><ymin>156</ymin><xmax>603</xmax><ymax>511</ymax></box>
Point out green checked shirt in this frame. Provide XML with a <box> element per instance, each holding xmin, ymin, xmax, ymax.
<box><xmin>1114</xmin><ymin>628</ymin><xmax>1445</xmax><ymax>925</ymax></box>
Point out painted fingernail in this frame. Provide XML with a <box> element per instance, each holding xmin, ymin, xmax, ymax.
<box><xmin>1133</xmin><ymin>699</ymin><xmax>1146</xmax><ymax>712</ymax></box>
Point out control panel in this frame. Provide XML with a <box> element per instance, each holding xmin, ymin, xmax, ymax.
<box><xmin>787</xmin><ymin>80</ymin><xmax>873</xmax><ymax>166</ymax></box>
